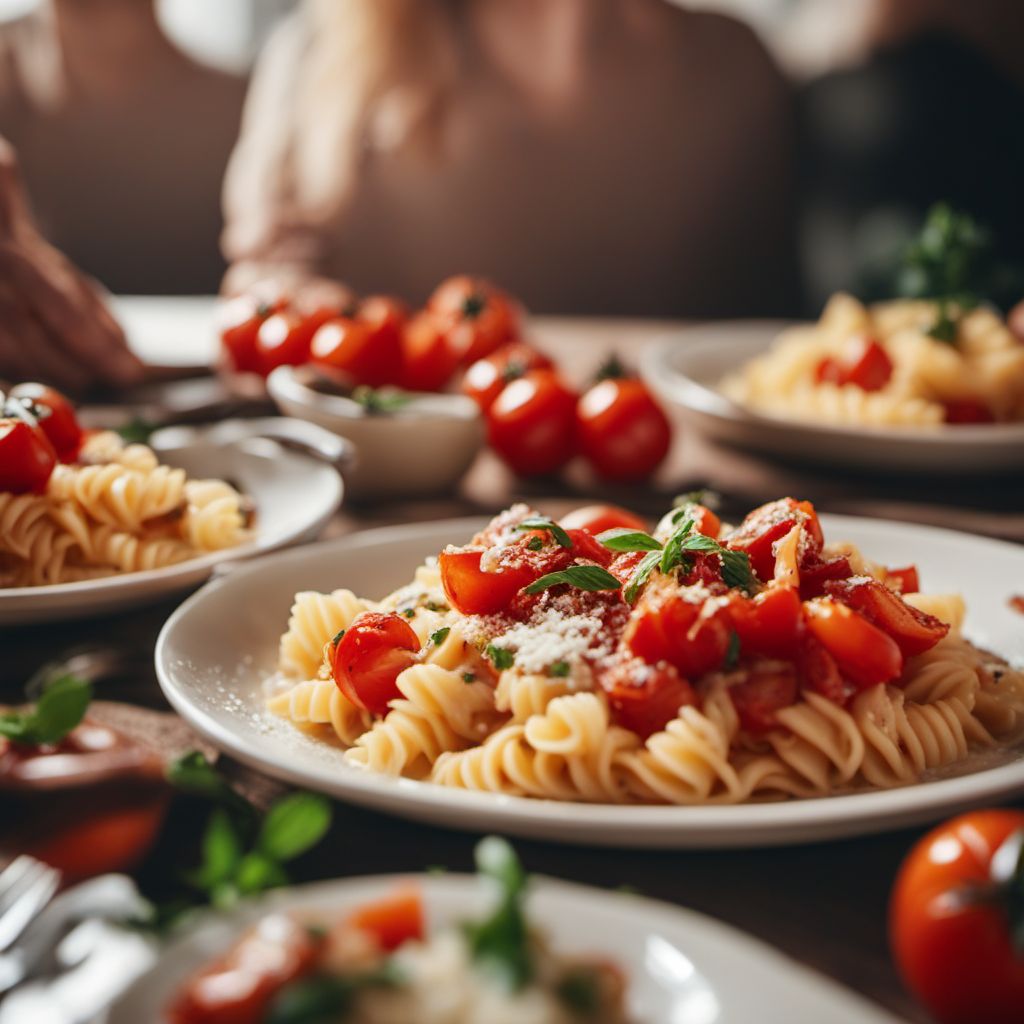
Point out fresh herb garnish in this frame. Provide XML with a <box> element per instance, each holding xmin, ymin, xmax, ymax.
<box><xmin>485</xmin><ymin>644</ymin><xmax>515</xmax><ymax>670</ymax></box>
<box><xmin>464</xmin><ymin>837</ymin><xmax>532</xmax><ymax>991</ymax></box>
<box><xmin>673</xmin><ymin>488</ymin><xmax>719</xmax><ymax>513</ymax></box>
<box><xmin>401</xmin><ymin>607</ymin><xmax>416</xmax><ymax>618</ymax></box>
<box><xmin>526</xmin><ymin>536</ymin><xmax>543</xmax><ymax>552</ymax></box>
<box><xmin>556</xmin><ymin>967</ymin><xmax>602</xmax><ymax>1014</ymax></box>
<box><xmin>594</xmin><ymin>528</ymin><xmax>662</xmax><ymax>552</ymax></box>
<box><xmin>515</xmin><ymin>517</ymin><xmax>572</xmax><ymax>549</ymax></box>
<box><xmin>116</xmin><ymin>417</ymin><xmax>157</xmax><ymax>445</ymax></box>
<box><xmin>430</xmin><ymin>627</ymin><xmax>451</xmax><ymax>647</ymax></box>
<box><xmin>331</xmin><ymin>628</ymin><xmax>346</xmax><ymax>647</ymax></box>
<box><xmin>265</xmin><ymin>963</ymin><xmax>403</xmax><ymax>1024</ymax></box>
<box><xmin>352</xmin><ymin>386</ymin><xmax>411</xmax><ymax>415</ymax></box>
<box><xmin>724</xmin><ymin>631</ymin><xmax>741</xmax><ymax>670</ymax></box>
<box><xmin>166</xmin><ymin>751</ymin><xmax>257</xmax><ymax>825</ymax></box>
<box><xmin>0</xmin><ymin>674</ymin><xmax>92</xmax><ymax>746</ymax></box>
<box><xmin>624</xmin><ymin>551</ymin><xmax>661</xmax><ymax>604</ymax></box>
<box><xmin>549</xmin><ymin>661</ymin><xmax>571</xmax><ymax>678</ymax></box>
<box><xmin>462</xmin><ymin>672</ymin><xmax>477</xmax><ymax>684</ymax></box>
<box><xmin>523</xmin><ymin>565</ymin><xmax>621</xmax><ymax>595</ymax></box>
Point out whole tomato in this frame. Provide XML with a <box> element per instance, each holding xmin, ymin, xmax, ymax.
<box><xmin>462</xmin><ymin>343</ymin><xmax>553</xmax><ymax>411</ymax></box>
<box><xmin>576</xmin><ymin>377</ymin><xmax>671</xmax><ymax>481</ymax></box>
<box><xmin>218</xmin><ymin>292</ymin><xmax>287</xmax><ymax>374</ymax></box>
<box><xmin>400</xmin><ymin>312</ymin><xmax>460</xmax><ymax>392</ymax></box>
<box><xmin>429</xmin><ymin>275</ymin><xmax>520</xmax><ymax>364</ymax></box>
<box><xmin>0</xmin><ymin>417</ymin><xmax>57</xmax><ymax>493</ymax></box>
<box><xmin>891</xmin><ymin>810</ymin><xmax>1024</xmax><ymax>1024</ymax></box>
<box><xmin>487</xmin><ymin>370</ymin><xmax>577</xmax><ymax>476</ymax></box>
<box><xmin>9</xmin><ymin>383</ymin><xmax>83</xmax><ymax>461</ymax></box>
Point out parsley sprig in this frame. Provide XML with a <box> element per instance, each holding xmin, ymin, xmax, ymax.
<box><xmin>0</xmin><ymin>674</ymin><xmax>92</xmax><ymax>746</ymax></box>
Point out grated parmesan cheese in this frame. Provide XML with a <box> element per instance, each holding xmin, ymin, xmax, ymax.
<box><xmin>488</xmin><ymin>606</ymin><xmax>611</xmax><ymax>678</ymax></box>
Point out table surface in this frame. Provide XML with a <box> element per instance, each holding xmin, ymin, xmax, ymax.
<box><xmin>7</xmin><ymin>297</ymin><xmax>1024</xmax><ymax>1024</ymax></box>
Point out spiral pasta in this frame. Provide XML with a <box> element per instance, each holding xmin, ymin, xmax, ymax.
<box><xmin>278</xmin><ymin>589</ymin><xmax>371</xmax><ymax>680</ymax></box>
<box><xmin>267</xmin><ymin>679</ymin><xmax>372</xmax><ymax>746</ymax></box>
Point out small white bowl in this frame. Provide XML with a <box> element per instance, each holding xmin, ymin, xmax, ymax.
<box><xmin>267</xmin><ymin>365</ymin><xmax>484</xmax><ymax>500</ymax></box>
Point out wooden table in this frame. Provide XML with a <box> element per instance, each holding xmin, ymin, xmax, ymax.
<box><xmin>5</xmin><ymin>307</ymin><xmax>1023</xmax><ymax>1023</ymax></box>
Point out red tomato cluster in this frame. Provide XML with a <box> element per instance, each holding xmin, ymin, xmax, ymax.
<box><xmin>218</xmin><ymin>275</ymin><xmax>518</xmax><ymax>390</ymax></box>
<box><xmin>0</xmin><ymin>383</ymin><xmax>83</xmax><ymax>494</ymax></box>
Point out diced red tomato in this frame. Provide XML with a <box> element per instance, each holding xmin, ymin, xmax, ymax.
<box><xmin>625</xmin><ymin>593</ymin><xmax>731</xmax><ymax>679</ymax></box>
<box><xmin>399</xmin><ymin>312</ymin><xmax>460</xmax><ymax>392</ymax></box>
<box><xmin>886</xmin><ymin>565</ymin><xmax>919</xmax><ymax>594</ymax></box>
<box><xmin>815</xmin><ymin>336</ymin><xmax>893</xmax><ymax>392</ymax></box>
<box><xmin>943</xmin><ymin>400</ymin><xmax>995</xmax><ymax>425</ymax></box>
<box><xmin>345</xmin><ymin>886</ymin><xmax>424</xmax><ymax>952</ymax></box>
<box><xmin>824</xmin><ymin>577</ymin><xmax>948</xmax><ymax>657</ymax></box>
<box><xmin>564</xmin><ymin>528</ymin><xmax>613</xmax><ymax>567</ymax></box>
<box><xmin>798</xmin><ymin>555</ymin><xmax>853</xmax><ymax>599</ymax></box>
<box><xmin>10</xmin><ymin>384</ymin><xmax>83</xmax><ymax>462</ymax></box>
<box><xmin>601</xmin><ymin>661</ymin><xmax>697</xmax><ymax>739</ymax></box>
<box><xmin>803</xmin><ymin>598</ymin><xmax>904</xmax><ymax>689</ymax></box>
<box><xmin>687</xmin><ymin>504</ymin><xmax>722</xmax><ymax>539</ymax></box>
<box><xmin>795</xmin><ymin>631</ymin><xmax>851</xmax><ymax>704</ymax></box>
<box><xmin>729</xmin><ymin>666</ymin><xmax>798</xmax><ymax>734</ymax></box>
<box><xmin>725</xmin><ymin>498</ymin><xmax>823</xmax><ymax>583</ymax></box>
<box><xmin>727</xmin><ymin>586</ymin><xmax>802</xmax><ymax>659</ymax></box>
<box><xmin>0</xmin><ymin>418</ymin><xmax>57</xmax><ymax>494</ymax></box>
<box><xmin>608</xmin><ymin>550</ymin><xmax>647</xmax><ymax>588</ymax></box>
<box><xmin>462</xmin><ymin>343</ymin><xmax>553</xmax><ymax>411</ymax></box>
<box><xmin>167</xmin><ymin>914</ymin><xmax>321</xmax><ymax>1024</ymax></box>
<box><xmin>331</xmin><ymin>612</ymin><xmax>420</xmax><ymax>715</ymax></box>
<box><xmin>562</xmin><ymin>505</ymin><xmax>648</xmax><ymax>536</ymax></box>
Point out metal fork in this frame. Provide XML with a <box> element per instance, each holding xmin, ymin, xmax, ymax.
<box><xmin>0</xmin><ymin>858</ymin><xmax>60</xmax><ymax>960</ymax></box>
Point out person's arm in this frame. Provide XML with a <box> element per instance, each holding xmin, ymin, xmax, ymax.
<box><xmin>0</xmin><ymin>135</ymin><xmax>141</xmax><ymax>392</ymax></box>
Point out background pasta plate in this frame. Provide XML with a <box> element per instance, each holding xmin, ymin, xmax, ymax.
<box><xmin>108</xmin><ymin>873</ymin><xmax>898</xmax><ymax>1023</ymax></box>
<box><xmin>641</xmin><ymin>322</ymin><xmax>1024</xmax><ymax>473</ymax></box>
<box><xmin>0</xmin><ymin>439</ymin><xmax>342</xmax><ymax>625</ymax></box>
<box><xmin>155</xmin><ymin>515</ymin><xmax>1024</xmax><ymax>849</ymax></box>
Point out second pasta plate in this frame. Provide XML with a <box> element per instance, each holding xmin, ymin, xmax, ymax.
<box><xmin>156</xmin><ymin>511</ymin><xmax>1024</xmax><ymax>849</ymax></box>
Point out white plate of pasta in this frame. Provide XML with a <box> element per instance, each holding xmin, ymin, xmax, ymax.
<box><xmin>155</xmin><ymin>497</ymin><xmax>1024</xmax><ymax>848</ymax></box>
<box><xmin>109</xmin><ymin>840</ymin><xmax>897</xmax><ymax>1023</ymax></box>
<box><xmin>642</xmin><ymin>296</ymin><xmax>1024</xmax><ymax>473</ymax></box>
<box><xmin>0</xmin><ymin>384</ymin><xmax>342</xmax><ymax>623</ymax></box>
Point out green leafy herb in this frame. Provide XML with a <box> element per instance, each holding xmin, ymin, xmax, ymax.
<box><xmin>724</xmin><ymin>631</ymin><xmax>741</xmax><ymax>670</ymax></box>
<box><xmin>549</xmin><ymin>661</ymin><xmax>570</xmax><ymax>678</ymax></box>
<box><xmin>0</xmin><ymin>674</ymin><xmax>92</xmax><ymax>746</ymax></box>
<box><xmin>258</xmin><ymin>792</ymin><xmax>333</xmax><ymax>862</ymax></box>
<box><xmin>485</xmin><ymin>644</ymin><xmax>515</xmax><ymax>670</ymax></box>
<box><xmin>462</xmin><ymin>672</ymin><xmax>477</xmax><ymax>684</ymax></box>
<box><xmin>659</xmin><ymin>517</ymin><xmax>695</xmax><ymax>574</ymax></box>
<box><xmin>167</xmin><ymin>751</ymin><xmax>257</xmax><ymax>826</ymax></box>
<box><xmin>556</xmin><ymin>968</ymin><xmax>602</xmax><ymax>1014</ymax></box>
<box><xmin>927</xmin><ymin>300</ymin><xmax>959</xmax><ymax>343</ymax></box>
<box><xmin>523</xmin><ymin>565</ymin><xmax>621</xmax><ymax>595</ymax></box>
<box><xmin>526</xmin><ymin>536</ymin><xmax>543</xmax><ymax>552</ymax></box>
<box><xmin>265</xmin><ymin>964</ymin><xmax>402</xmax><ymax>1024</ymax></box>
<box><xmin>624</xmin><ymin>550</ymin><xmax>661</xmax><ymax>604</ymax></box>
<box><xmin>352</xmin><ymin>386</ymin><xmax>411</xmax><ymax>415</ymax></box>
<box><xmin>331</xmin><ymin>629</ymin><xmax>346</xmax><ymax>647</ymax></box>
<box><xmin>515</xmin><ymin>517</ymin><xmax>572</xmax><ymax>549</ymax></box>
<box><xmin>595</xmin><ymin>528</ymin><xmax>662</xmax><ymax>552</ymax></box>
<box><xmin>673</xmin><ymin>488</ymin><xmax>719</xmax><ymax>513</ymax></box>
<box><xmin>116</xmin><ymin>416</ymin><xmax>157</xmax><ymax>445</ymax></box>
<box><xmin>719</xmin><ymin>549</ymin><xmax>754</xmax><ymax>592</ymax></box>
<box><xmin>464</xmin><ymin>837</ymin><xmax>532</xmax><ymax>991</ymax></box>
<box><xmin>430</xmin><ymin>627</ymin><xmax>451</xmax><ymax>647</ymax></box>
<box><xmin>401</xmin><ymin>607</ymin><xmax>416</xmax><ymax>618</ymax></box>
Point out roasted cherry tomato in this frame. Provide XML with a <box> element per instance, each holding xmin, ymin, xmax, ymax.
<box><xmin>890</xmin><ymin>809</ymin><xmax>1024</xmax><ymax>1024</ymax></box>
<box><xmin>0</xmin><ymin>418</ymin><xmax>57</xmax><ymax>494</ymax></box>
<box><xmin>576</xmin><ymin>378</ymin><xmax>671</xmax><ymax>482</ymax></box>
<box><xmin>10</xmin><ymin>383</ymin><xmax>83</xmax><ymax>461</ymax></box>
<box><xmin>601</xmin><ymin>661</ymin><xmax>696</xmax><ymax>739</ymax></box>
<box><xmin>886</xmin><ymin>565</ymin><xmax>919</xmax><ymax>594</ymax></box>
<box><xmin>561</xmin><ymin>504</ymin><xmax>648</xmax><ymax>536</ymax></box>
<box><xmin>167</xmin><ymin>913</ymin><xmax>321</xmax><ymax>1024</ymax></box>
<box><xmin>429</xmin><ymin>275</ymin><xmax>520</xmax><ymax>364</ymax></box>
<box><xmin>815</xmin><ymin>335</ymin><xmax>893</xmax><ymax>391</ymax></box>
<box><xmin>683</xmin><ymin>503</ymin><xmax>722</xmax><ymax>539</ymax></box>
<box><xmin>487</xmin><ymin>370</ymin><xmax>577</xmax><ymax>476</ymax></box>
<box><xmin>625</xmin><ymin>593</ymin><xmax>731</xmax><ymax>679</ymax></box>
<box><xmin>795</xmin><ymin>631</ymin><xmax>849</xmax><ymax>703</ymax></box>
<box><xmin>255</xmin><ymin>311</ymin><xmax>322</xmax><ymax>373</ymax></box>
<box><xmin>311</xmin><ymin>316</ymin><xmax>401</xmax><ymax>388</ymax></box>
<box><xmin>399</xmin><ymin>312</ymin><xmax>460</xmax><ymax>392</ymax></box>
<box><xmin>728</xmin><ymin>666</ymin><xmax>798</xmax><ymax>734</ymax></box>
<box><xmin>825</xmin><ymin>577</ymin><xmax>948</xmax><ymax>657</ymax></box>
<box><xmin>331</xmin><ymin>612</ymin><xmax>420</xmax><ymax>715</ymax></box>
<box><xmin>461</xmin><ymin>343</ymin><xmax>553</xmax><ymax>411</ymax></box>
<box><xmin>345</xmin><ymin>886</ymin><xmax>425</xmax><ymax>952</ymax></box>
<box><xmin>218</xmin><ymin>293</ymin><xmax>285</xmax><ymax>374</ymax></box>
<box><xmin>727</xmin><ymin>586</ymin><xmax>802</xmax><ymax>659</ymax></box>
<box><xmin>797</xmin><ymin>554</ymin><xmax>853</xmax><ymax>600</ymax></box>
<box><xmin>942</xmin><ymin>399</ymin><xmax>996</xmax><ymax>424</ymax></box>
<box><xmin>439</xmin><ymin>547</ymin><xmax>535</xmax><ymax>615</ymax></box>
<box><xmin>726</xmin><ymin>498</ymin><xmax>823</xmax><ymax>582</ymax></box>
<box><xmin>803</xmin><ymin>598</ymin><xmax>903</xmax><ymax>688</ymax></box>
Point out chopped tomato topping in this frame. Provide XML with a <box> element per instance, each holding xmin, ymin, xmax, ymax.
<box><xmin>331</xmin><ymin>612</ymin><xmax>420</xmax><ymax>715</ymax></box>
<box><xmin>686</xmin><ymin>504</ymin><xmax>722</xmax><ymax>539</ymax></box>
<box><xmin>560</xmin><ymin>504</ymin><xmax>647</xmax><ymax>536</ymax></box>
<box><xmin>824</xmin><ymin>577</ymin><xmax>948</xmax><ymax>657</ymax></box>
<box><xmin>439</xmin><ymin>548</ymin><xmax>535</xmax><ymax>615</ymax></box>
<box><xmin>798</xmin><ymin>555</ymin><xmax>853</xmax><ymax>599</ymax></box>
<box><xmin>815</xmin><ymin>336</ymin><xmax>893</xmax><ymax>391</ymax></box>
<box><xmin>885</xmin><ymin>565</ymin><xmax>919</xmax><ymax>594</ymax></box>
<box><xmin>601</xmin><ymin>661</ymin><xmax>697</xmax><ymax>739</ymax></box>
<box><xmin>725</xmin><ymin>498</ymin><xmax>823</xmax><ymax>582</ymax></box>
<box><xmin>345</xmin><ymin>886</ymin><xmax>425</xmax><ymax>952</ymax></box>
<box><xmin>729</xmin><ymin>666</ymin><xmax>798</xmax><ymax>734</ymax></box>
<box><xmin>803</xmin><ymin>598</ymin><xmax>904</xmax><ymax>689</ymax></box>
<box><xmin>795</xmin><ymin>631</ymin><xmax>851</xmax><ymax>704</ymax></box>
<box><xmin>624</xmin><ymin>592</ymin><xmax>731</xmax><ymax>679</ymax></box>
<box><xmin>727</xmin><ymin>586</ymin><xmax>802</xmax><ymax>659</ymax></box>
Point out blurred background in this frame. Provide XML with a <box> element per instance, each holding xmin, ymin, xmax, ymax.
<box><xmin>1</xmin><ymin>0</ymin><xmax>1022</xmax><ymax>316</ymax></box>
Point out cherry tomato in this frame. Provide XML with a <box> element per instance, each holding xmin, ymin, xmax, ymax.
<box><xmin>943</xmin><ymin>399</ymin><xmax>996</xmax><ymax>424</ymax></box>
<box><xmin>439</xmin><ymin>547</ymin><xmax>535</xmax><ymax>615</ymax></box>
<box><xmin>803</xmin><ymin>598</ymin><xmax>904</xmax><ymax>688</ymax></box>
<box><xmin>797</xmin><ymin>554</ymin><xmax>853</xmax><ymax>599</ymax></box>
<box><xmin>462</xmin><ymin>343</ymin><xmax>553</xmax><ymax>411</ymax></box>
<box><xmin>167</xmin><ymin>914</ymin><xmax>321</xmax><ymax>1024</ymax></box>
<box><xmin>625</xmin><ymin>593</ymin><xmax>731</xmax><ymax>679</ymax></box>
<box><xmin>487</xmin><ymin>370</ymin><xmax>577</xmax><ymax>476</ymax></box>
<box><xmin>0</xmin><ymin>418</ymin><xmax>57</xmax><ymax>494</ymax></box>
<box><xmin>255</xmin><ymin>311</ymin><xmax>324</xmax><ymax>373</ymax></box>
<box><xmin>561</xmin><ymin>504</ymin><xmax>648</xmax><ymax>536</ymax></box>
<box><xmin>608</xmin><ymin>550</ymin><xmax>647</xmax><ymax>588</ymax></box>
<box><xmin>825</xmin><ymin>576</ymin><xmax>948</xmax><ymax>657</ymax></box>
<box><xmin>886</xmin><ymin>565</ymin><xmax>919</xmax><ymax>594</ymax></box>
<box><xmin>685</xmin><ymin>503</ymin><xmax>722</xmax><ymax>539</ymax></box>
<box><xmin>10</xmin><ymin>383</ymin><xmax>83</xmax><ymax>461</ymax></box>
<box><xmin>400</xmin><ymin>312</ymin><xmax>460</xmax><ymax>392</ymax></box>
<box><xmin>331</xmin><ymin>612</ymin><xmax>420</xmax><ymax>715</ymax></box>
<box><xmin>219</xmin><ymin>294</ymin><xmax>285</xmax><ymax>374</ymax></box>
<box><xmin>429</xmin><ymin>275</ymin><xmax>520</xmax><ymax>364</ymax></box>
<box><xmin>815</xmin><ymin>336</ymin><xmax>893</xmax><ymax>391</ymax></box>
<box><xmin>311</xmin><ymin>315</ymin><xmax>401</xmax><ymax>388</ymax></box>
<box><xmin>345</xmin><ymin>886</ymin><xmax>425</xmax><ymax>952</ymax></box>
<box><xmin>728</xmin><ymin>586</ymin><xmax>802</xmax><ymax>659</ymax></box>
<box><xmin>729</xmin><ymin>666</ymin><xmax>798</xmax><ymax>733</ymax></box>
<box><xmin>890</xmin><ymin>809</ymin><xmax>1024</xmax><ymax>1024</ymax></box>
<box><xmin>726</xmin><ymin>498</ymin><xmax>823</xmax><ymax>583</ymax></box>
<box><xmin>601</xmin><ymin>661</ymin><xmax>697</xmax><ymax>738</ymax></box>
<box><xmin>576</xmin><ymin>378</ymin><xmax>671</xmax><ymax>482</ymax></box>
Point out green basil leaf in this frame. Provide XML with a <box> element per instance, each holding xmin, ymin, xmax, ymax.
<box><xmin>0</xmin><ymin>711</ymin><xmax>32</xmax><ymax>741</ymax></box>
<box><xmin>236</xmin><ymin>852</ymin><xmax>289</xmax><ymax>895</ymax></box>
<box><xmin>515</xmin><ymin>517</ymin><xmax>572</xmax><ymax>549</ymax></box>
<box><xmin>624</xmin><ymin>550</ymin><xmax>661</xmax><ymax>604</ymax></box>
<box><xmin>720</xmin><ymin>549</ymin><xmax>754</xmax><ymax>592</ymax></box>
<box><xmin>430</xmin><ymin>627</ymin><xmax>451</xmax><ymax>646</ymax></box>
<box><xmin>10</xmin><ymin>675</ymin><xmax>93</xmax><ymax>746</ymax></box>
<box><xmin>659</xmin><ymin>518</ymin><xmax>694</xmax><ymax>574</ymax></box>
<box><xmin>485</xmin><ymin>644</ymin><xmax>515</xmax><ymax>670</ymax></box>
<box><xmin>167</xmin><ymin>751</ymin><xmax>257</xmax><ymax>825</ymax></box>
<box><xmin>193</xmin><ymin>809</ymin><xmax>242</xmax><ymax>890</ymax></box>
<box><xmin>523</xmin><ymin>565</ymin><xmax>621</xmax><ymax>595</ymax></box>
<box><xmin>258</xmin><ymin>792</ymin><xmax>333</xmax><ymax>862</ymax></box>
<box><xmin>678</xmin><ymin>534</ymin><xmax>720</xmax><ymax>553</ymax></box>
<box><xmin>595</xmin><ymin>528</ymin><xmax>662</xmax><ymax>552</ymax></box>
<box><xmin>548</xmin><ymin>662</ymin><xmax>570</xmax><ymax>678</ymax></box>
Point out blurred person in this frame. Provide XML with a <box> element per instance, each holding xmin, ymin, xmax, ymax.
<box><xmin>0</xmin><ymin>0</ymin><xmax>247</xmax><ymax>294</ymax></box>
<box><xmin>0</xmin><ymin>133</ymin><xmax>141</xmax><ymax>392</ymax></box>
<box><xmin>223</xmin><ymin>0</ymin><xmax>797</xmax><ymax>317</ymax></box>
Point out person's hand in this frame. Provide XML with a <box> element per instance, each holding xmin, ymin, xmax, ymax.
<box><xmin>0</xmin><ymin>137</ymin><xmax>143</xmax><ymax>393</ymax></box>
